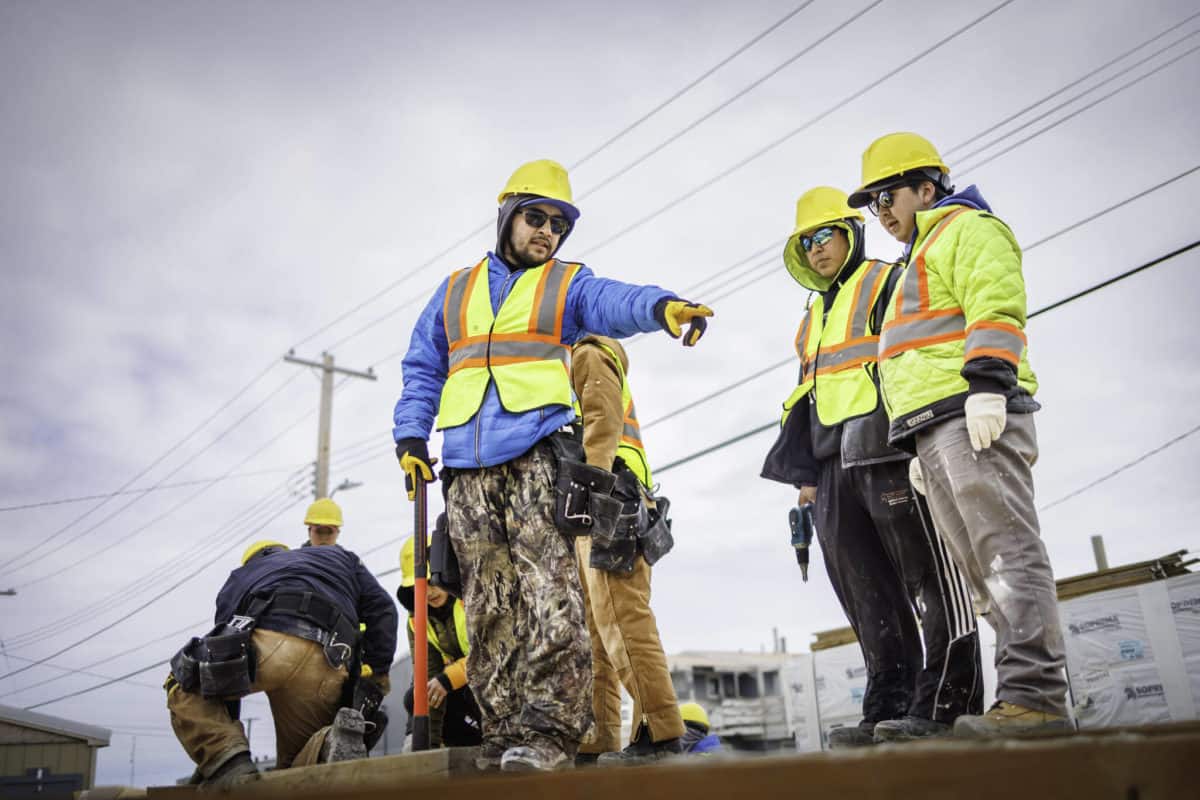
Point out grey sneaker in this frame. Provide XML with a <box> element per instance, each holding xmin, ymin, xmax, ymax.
<box><xmin>872</xmin><ymin>716</ymin><xmax>952</xmax><ymax>742</ymax></box>
<box><xmin>827</xmin><ymin>723</ymin><xmax>877</xmax><ymax>749</ymax></box>
<box><xmin>500</xmin><ymin>739</ymin><xmax>571</xmax><ymax>772</ymax></box>
<box><xmin>953</xmin><ymin>701</ymin><xmax>1072</xmax><ymax>739</ymax></box>
<box><xmin>319</xmin><ymin>708</ymin><xmax>368</xmax><ymax>763</ymax></box>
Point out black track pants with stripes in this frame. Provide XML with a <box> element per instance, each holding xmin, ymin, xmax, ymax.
<box><xmin>815</xmin><ymin>456</ymin><xmax>984</xmax><ymax>724</ymax></box>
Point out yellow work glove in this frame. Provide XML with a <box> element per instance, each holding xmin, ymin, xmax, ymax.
<box><xmin>654</xmin><ymin>299</ymin><xmax>714</xmax><ymax>346</ymax></box>
<box><xmin>395</xmin><ymin>438</ymin><xmax>436</xmax><ymax>500</ymax></box>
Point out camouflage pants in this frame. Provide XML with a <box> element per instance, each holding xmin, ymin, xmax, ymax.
<box><xmin>446</xmin><ymin>440</ymin><xmax>593</xmax><ymax>755</ymax></box>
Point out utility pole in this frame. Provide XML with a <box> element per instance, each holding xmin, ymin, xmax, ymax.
<box><xmin>283</xmin><ymin>350</ymin><xmax>377</xmax><ymax>498</ymax></box>
<box><xmin>129</xmin><ymin>735</ymin><xmax>136</xmax><ymax>786</ymax></box>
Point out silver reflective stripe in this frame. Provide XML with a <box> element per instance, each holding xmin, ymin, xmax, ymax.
<box><xmin>899</xmin><ymin>261</ymin><xmax>923</xmax><ymax>316</ymax></box>
<box><xmin>623</xmin><ymin>422</ymin><xmax>640</xmax><ymax>441</ymax></box>
<box><xmin>815</xmin><ymin>340</ymin><xmax>878</xmax><ymax>371</ymax></box>
<box><xmin>448</xmin><ymin>340</ymin><xmax>489</xmax><ymax>370</ymax></box>
<box><xmin>534</xmin><ymin>261</ymin><xmax>574</xmax><ymax>336</ymax></box>
<box><xmin>488</xmin><ymin>340</ymin><xmax>568</xmax><ymax>363</ymax></box>
<box><xmin>847</xmin><ymin>261</ymin><xmax>889</xmax><ymax>337</ymax></box>
<box><xmin>880</xmin><ymin>312</ymin><xmax>965</xmax><ymax>356</ymax></box>
<box><xmin>899</xmin><ymin>211</ymin><xmax>968</xmax><ymax>316</ymax></box>
<box><xmin>965</xmin><ymin>325</ymin><xmax>1025</xmax><ymax>362</ymax></box>
<box><xmin>444</xmin><ymin>267</ymin><xmax>477</xmax><ymax>343</ymax></box>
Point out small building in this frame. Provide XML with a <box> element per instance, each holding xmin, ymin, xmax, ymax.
<box><xmin>0</xmin><ymin>703</ymin><xmax>110</xmax><ymax>798</ymax></box>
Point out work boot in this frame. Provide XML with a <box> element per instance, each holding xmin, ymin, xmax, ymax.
<box><xmin>200</xmin><ymin>751</ymin><xmax>258</xmax><ymax>791</ymax></box>
<box><xmin>597</xmin><ymin>725</ymin><xmax>682</xmax><ymax>766</ymax></box>
<box><xmin>872</xmin><ymin>716</ymin><xmax>952</xmax><ymax>743</ymax></box>
<box><xmin>953</xmin><ymin>701</ymin><xmax>1072</xmax><ymax>739</ymax></box>
<box><xmin>319</xmin><ymin>708</ymin><xmax>368</xmax><ymax>763</ymax></box>
<box><xmin>827</xmin><ymin>722</ymin><xmax>877</xmax><ymax>749</ymax></box>
<box><xmin>500</xmin><ymin>736</ymin><xmax>571</xmax><ymax>772</ymax></box>
<box><xmin>574</xmin><ymin>752</ymin><xmax>601</xmax><ymax>767</ymax></box>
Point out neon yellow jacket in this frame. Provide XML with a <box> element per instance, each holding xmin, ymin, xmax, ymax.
<box><xmin>878</xmin><ymin>204</ymin><xmax>1038</xmax><ymax>443</ymax></box>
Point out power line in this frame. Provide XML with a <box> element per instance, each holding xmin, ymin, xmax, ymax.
<box><xmin>1</xmin><ymin>370</ymin><xmax>305</xmax><ymax>579</ymax></box>
<box><xmin>574</xmin><ymin>0</ymin><xmax>880</xmax><ymax>202</ymax></box>
<box><xmin>0</xmin><ymin>495</ymin><xmax>304</xmax><ymax>681</ymax></box>
<box><xmin>957</xmin><ymin>42</ymin><xmax>1200</xmax><ymax>176</ymax></box>
<box><xmin>0</xmin><ymin>618</ymin><xmax>206</xmax><ymax>700</ymax></box>
<box><xmin>0</xmin><ymin>360</ymin><xmax>280</xmax><ymax>575</ymax></box>
<box><xmin>1039</xmin><ymin>422</ymin><xmax>1200</xmax><ymax>512</ymax></box>
<box><xmin>0</xmin><ymin>466</ymin><xmax>303</xmax><ymax>513</ymax></box>
<box><xmin>24</xmin><ymin>659</ymin><xmax>170</xmax><ymax>711</ymax></box>
<box><xmin>649</xmin><ymin>239</ymin><xmax>1199</xmax><ymax>475</ymax></box>
<box><xmin>295</xmin><ymin>9</ymin><xmax>811</xmax><ymax>356</ymax></box>
<box><xmin>567</xmin><ymin>1</ymin><xmax>814</xmax><ymax>172</ymax></box>
<box><xmin>579</xmin><ymin>1</ymin><xmax>1017</xmax><ymax>258</ymax></box>
<box><xmin>0</xmin><ymin>653</ymin><xmax>162</xmax><ymax>692</ymax></box>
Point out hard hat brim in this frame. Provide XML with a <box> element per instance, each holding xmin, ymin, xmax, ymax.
<box><xmin>516</xmin><ymin>195</ymin><xmax>581</xmax><ymax>222</ymax></box>
<box><xmin>848</xmin><ymin>169</ymin><xmax>946</xmax><ymax>208</ymax></box>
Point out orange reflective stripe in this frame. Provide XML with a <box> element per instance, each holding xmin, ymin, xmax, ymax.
<box><xmin>814</xmin><ymin>338</ymin><xmax>878</xmax><ymax>374</ymax></box>
<box><xmin>621</xmin><ymin>399</ymin><xmax>643</xmax><ymax>449</ymax></box>
<box><xmin>965</xmin><ymin>321</ymin><xmax>1026</xmax><ymax>365</ymax></box>
<box><xmin>896</xmin><ymin>209</ymin><xmax>970</xmax><ymax>317</ymax></box>
<box><xmin>443</xmin><ymin>261</ymin><xmax>484</xmax><ymax>343</ymax></box>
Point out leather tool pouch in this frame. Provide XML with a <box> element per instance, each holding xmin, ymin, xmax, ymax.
<box><xmin>638</xmin><ymin>495</ymin><xmax>675</xmax><ymax>566</ymax></box>
<box><xmin>169</xmin><ymin>636</ymin><xmax>206</xmax><ymax>694</ymax></box>
<box><xmin>589</xmin><ymin>470</ymin><xmax>642</xmax><ymax>574</ymax></box>
<box><xmin>549</xmin><ymin>433</ymin><xmax>618</xmax><ymax>538</ymax></box>
<box><xmin>196</xmin><ymin>624</ymin><xmax>256</xmax><ymax>699</ymax></box>
<box><xmin>430</xmin><ymin>511</ymin><xmax>463</xmax><ymax>597</ymax></box>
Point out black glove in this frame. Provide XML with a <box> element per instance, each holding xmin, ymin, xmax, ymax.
<box><xmin>395</xmin><ymin>438</ymin><xmax>437</xmax><ymax>500</ymax></box>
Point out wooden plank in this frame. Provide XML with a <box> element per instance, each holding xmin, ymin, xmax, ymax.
<box><xmin>200</xmin><ymin>723</ymin><xmax>1199</xmax><ymax>800</ymax></box>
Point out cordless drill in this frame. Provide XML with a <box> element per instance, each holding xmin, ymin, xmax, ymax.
<box><xmin>789</xmin><ymin>503</ymin><xmax>816</xmax><ymax>582</ymax></box>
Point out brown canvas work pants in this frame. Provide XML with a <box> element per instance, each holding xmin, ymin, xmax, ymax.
<box><xmin>166</xmin><ymin>628</ymin><xmax>348</xmax><ymax>777</ymax></box>
<box><xmin>575</xmin><ymin>537</ymin><xmax>685</xmax><ymax>752</ymax></box>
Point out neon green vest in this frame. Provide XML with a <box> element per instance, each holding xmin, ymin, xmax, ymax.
<box><xmin>878</xmin><ymin>207</ymin><xmax>1037</xmax><ymax>419</ymax></box>
<box><xmin>781</xmin><ymin>259</ymin><xmax>892</xmax><ymax>426</ymax></box>
<box><xmin>437</xmin><ymin>258</ymin><xmax>581</xmax><ymax>430</ymax></box>
<box><xmin>408</xmin><ymin>599</ymin><xmax>469</xmax><ymax>659</ymax></box>
<box><xmin>594</xmin><ymin>342</ymin><xmax>654</xmax><ymax>489</ymax></box>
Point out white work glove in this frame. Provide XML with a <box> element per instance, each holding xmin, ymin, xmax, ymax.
<box><xmin>908</xmin><ymin>458</ymin><xmax>926</xmax><ymax>496</ymax></box>
<box><xmin>964</xmin><ymin>392</ymin><xmax>1007</xmax><ymax>452</ymax></box>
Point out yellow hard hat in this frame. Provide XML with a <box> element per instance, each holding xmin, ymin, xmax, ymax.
<box><xmin>304</xmin><ymin>498</ymin><xmax>343</xmax><ymax>528</ymax></box>
<box><xmin>783</xmin><ymin>187</ymin><xmax>862</xmax><ymax>288</ymax></box>
<box><xmin>848</xmin><ymin>132</ymin><xmax>951</xmax><ymax>208</ymax></box>
<box><xmin>241</xmin><ymin>540</ymin><xmax>289</xmax><ymax>565</ymax></box>
<box><xmin>399</xmin><ymin>534</ymin><xmax>433</xmax><ymax>588</ymax></box>
<box><xmin>497</xmin><ymin>159</ymin><xmax>581</xmax><ymax>221</ymax></box>
<box><xmin>680</xmin><ymin>702</ymin><xmax>710</xmax><ymax>728</ymax></box>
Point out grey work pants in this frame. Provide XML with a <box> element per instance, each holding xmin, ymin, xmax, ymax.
<box><xmin>915</xmin><ymin>412</ymin><xmax>1068</xmax><ymax>715</ymax></box>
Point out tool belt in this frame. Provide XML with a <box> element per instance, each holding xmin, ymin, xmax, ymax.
<box><xmin>548</xmin><ymin>431</ymin><xmax>622</xmax><ymax>539</ymax></box>
<box><xmin>589</xmin><ymin>464</ymin><xmax>675</xmax><ymax>574</ymax></box>
<box><xmin>169</xmin><ymin>591</ymin><xmax>359</xmax><ymax>699</ymax></box>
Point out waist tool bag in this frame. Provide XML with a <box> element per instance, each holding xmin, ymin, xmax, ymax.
<box><xmin>548</xmin><ymin>433</ymin><xmax>622</xmax><ymax>539</ymax></box>
<box><xmin>170</xmin><ymin>616</ymin><xmax>257</xmax><ymax>700</ymax></box>
<box><xmin>430</xmin><ymin>511</ymin><xmax>463</xmax><ymax>597</ymax></box>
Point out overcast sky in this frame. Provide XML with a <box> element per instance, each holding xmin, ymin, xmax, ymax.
<box><xmin>2</xmin><ymin>0</ymin><xmax>1198</xmax><ymax>787</ymax></box>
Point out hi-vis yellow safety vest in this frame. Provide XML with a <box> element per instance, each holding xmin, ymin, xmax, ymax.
<box><xmin>436</xmin><ymin>258</ymin><xmax>581</xmax><ymax>430</ymax></box>
<box><xmin>781</xmin><ymin>260</ymin><xmax>893</xmax><ymax>427</ymax></box>
<box><xmin>878</xmin><ymin>207</ymin><xmax>1037</xmax><ymax>420</ymax></box>
<box><xmin>595</xmin><ymin>342</ymin><xmax>654</xmax><ymax>490</ymax></box>
<box><xmin>408</xmin><ymin>599</ymin><xmax>470</xmax><ymax>659</ymax></box>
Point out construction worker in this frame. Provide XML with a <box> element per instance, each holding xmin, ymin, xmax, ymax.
<box><xmin>847</xmin><ymin>132</ymin><xmax>1069</xmax><ymax>736</ymax></box>
<box><xmin>761</xmin><ymin>186</ymin><xmax>983</xmax><ymax>746</ymax></box>
<box><xmin>678</xmin><ymin>703</ymin><xmax>722</xmax><ymax>754</ymax></box>
<box><xmin>302</xmin><ymin>498</ymin><xmax>342</xmax><ymax>547</ymax></box>
<box><xmin>392</xmin><ymin>158</ymin><xmax>713</xmax><ymax>771</ymax></box>
<box><xmin>397</xmin><ymin>529</ymin><xmax>481</xmax><ymax>748</ymax></box>
<box><xmin>570</xmin><ymin>335</ymin><xmax>684</xmax><ymax>765</ymax></box>
<box><xmin>165</xmin><ymin>541</ymin><xmax>397</xmax><ymax>786</ymax></box>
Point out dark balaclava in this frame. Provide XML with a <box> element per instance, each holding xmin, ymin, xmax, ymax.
<box><xmin>496</xmin><ymin>193</ymin><xmax>572</xmax><ymax>269</ymax></box>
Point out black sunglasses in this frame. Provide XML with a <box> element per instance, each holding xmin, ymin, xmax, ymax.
<box><xmin>868</xmin><ymin>184</ymin><xmax>923</xmax><ymax>217</ymax></box>
<box><xmin>800</xmin><ymin>227</ymin><xmax>837</xmax><ymax>252</ymax></box>
<box><xmin>520</xmin><ymin>208</ymin><xmax>572</xmax><ymax>236</ymax></box>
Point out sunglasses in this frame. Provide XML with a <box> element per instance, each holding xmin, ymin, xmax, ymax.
<box><xmin>800</xmin><ymin>227</ymin><xmax>837</xmax><ymax>252</ymax></box>
<box><xmin>520</xmin><ymin>208</ymin><xmax>572</xmax><ymax>236</ymax></box>
<box><xmin>867</xmin><ymin>186</ymin><xmax>913</xmax><ymax>216</ymax></box>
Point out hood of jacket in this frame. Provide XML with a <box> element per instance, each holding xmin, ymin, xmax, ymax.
<box><xmin>573</xmin><ymin>334</ymin><xmax>629</xmax><ymax>374</ymax></box>
<box><xmin>784</xmin><ymin>219</ymin><xmax>866</xmax><ymax>292</ymax></box>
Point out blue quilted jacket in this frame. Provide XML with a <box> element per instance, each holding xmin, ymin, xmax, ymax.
<box><xmin>392</xmin><ymin>251</ymin><xmax>672</xmax><ymax>468</ymax></box>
